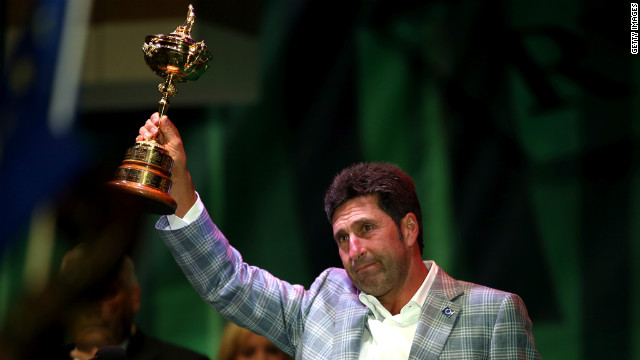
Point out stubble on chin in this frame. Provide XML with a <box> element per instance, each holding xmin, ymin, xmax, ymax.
<box><xmin>348</xmin><ymin>266</ymin><xmax>388</xmax><ymax>296</ymax></box>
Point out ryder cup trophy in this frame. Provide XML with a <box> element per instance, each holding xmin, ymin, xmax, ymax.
<box><xmin>107</xmin><ymin>4</ymin><xmax>212</xmax><ymax>214</ymax></box>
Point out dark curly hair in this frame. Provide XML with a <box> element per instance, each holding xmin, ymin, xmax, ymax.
<box><xmin>324</xmin><ymin>162</ymin><xmax>424</xmax><ymax>254</ymax></box>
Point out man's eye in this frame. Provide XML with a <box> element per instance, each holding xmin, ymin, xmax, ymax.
<box><xmin>362</xmin><ymin>224</ymin><xmax>372</xmax><ymax>232</ymax></box>
<box><xmin>338</xmin><ymin>234</ymin><xmax>349</xmax><ymax>242</ymax></box>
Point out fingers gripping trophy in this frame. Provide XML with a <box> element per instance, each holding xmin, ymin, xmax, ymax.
<box><xmin>107</xmin><ymin>5</ymin><xmax>212</xmax><ymax>214</ymax></box>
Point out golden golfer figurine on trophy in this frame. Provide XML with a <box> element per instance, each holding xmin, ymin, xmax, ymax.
<box><xmin>107</xmin><ymin>4</ymin><xmax>212</xmax><ymax>214</ymax></box>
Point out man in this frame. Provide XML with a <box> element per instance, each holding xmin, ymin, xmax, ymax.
<box><xmin>138</xmin><ymin>113</ymin><xmax>540</xmax><ymax>359</ymax></box>
<box><xmin>57</xmin><ymin>243</ymin><xmax>209</xmax><ymax>360</ymax></box>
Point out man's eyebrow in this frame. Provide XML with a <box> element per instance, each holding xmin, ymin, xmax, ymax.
<box><xmin>333</xmin><ymin>218</ymin><xmax>376</xmax><ymax>237</ymax></box>
<box><xmin>352</xmin><ymin>218</ymin><xmax>375</xmax><ymax>226</ymax></box>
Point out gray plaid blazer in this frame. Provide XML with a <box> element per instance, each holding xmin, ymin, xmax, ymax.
<box><xmin>157</xmin><ymin>207</ymin><xmax>540</xmax><ymax>359</ymax></box>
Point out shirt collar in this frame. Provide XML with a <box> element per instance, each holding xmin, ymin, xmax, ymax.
<box><xmin>359</xmin><ymin>260</ymin><xmax>439</xmax><ymax>321</ymax></box>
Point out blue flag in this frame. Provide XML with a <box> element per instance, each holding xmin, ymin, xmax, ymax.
<box><xmin>0</xmin><ymin>0</ymin><xmax>86</xmax><ymax>250</ymax></box>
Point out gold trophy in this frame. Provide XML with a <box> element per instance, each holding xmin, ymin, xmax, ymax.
<box><xmin>107</xmin><ymin>4</ymin><xmax>212</xmax><ymax>214</ymax></box>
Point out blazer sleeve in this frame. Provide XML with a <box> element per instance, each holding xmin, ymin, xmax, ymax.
<box><xmin>489</xmin><ymin>293</ymin><xmax>541</xmax><ymax>359</ymax></box>
<box><xmin>155</xmin><ymin>207</ymin><xmax>312</xmax><ymax>356</ymax></box>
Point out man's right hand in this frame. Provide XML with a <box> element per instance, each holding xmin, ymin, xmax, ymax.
<box><xmin>137</xmin><ymin>113</ymin><xmax>197</xmax><ymax>218</ymax></box>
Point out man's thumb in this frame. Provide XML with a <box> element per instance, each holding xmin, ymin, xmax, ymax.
<box><xmin>158</xmin><ymin>116</ymin><xmax>176</xmax><ymax>142</ymax></box>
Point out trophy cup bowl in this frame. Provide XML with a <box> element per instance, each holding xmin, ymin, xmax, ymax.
<box><xmin>143</xmin><ymin>33</ymin><xmax>211</xmax><ymax>82</ymax></box>
<box><xmin>107</xmin><ymin>4</ymin><xmax>212</xmax><ymax>214</ymax></box>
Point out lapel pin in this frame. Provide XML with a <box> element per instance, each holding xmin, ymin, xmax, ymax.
<box><xmin>442</xmin><ymin>306</ymin><xmax>455</xmax><ymax>318</ymax></box>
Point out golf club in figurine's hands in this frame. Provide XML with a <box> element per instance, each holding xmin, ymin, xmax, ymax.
<box><xmin>107</xmin><ymin>4</ymin><xmax>212</xmax><ymax>214</ymax></box>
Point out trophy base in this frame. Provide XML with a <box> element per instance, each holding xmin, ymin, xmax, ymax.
<box><xmin>106</xmin><ymin>180</ymin><xmax>177</xmax><ymax>215</ymax></box>
<box><xmin>107</xmin><ymin>140</ymin><xmax>177</xmax><ymax>215</ymax></box>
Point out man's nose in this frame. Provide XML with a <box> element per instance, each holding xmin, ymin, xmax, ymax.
<box><xmin>348</xmin><ymin>235</ymin><xmax>365</xmax><ymax>260</ymax></box>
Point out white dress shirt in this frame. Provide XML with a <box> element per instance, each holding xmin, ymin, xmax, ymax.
<box><xmin>357</xmin><ymin>260</ymin><xmax>438</xmax><ymax>360</ymax></box>
<box><xmin>166</xmin><ymin>192</ymin><xmax>204</xmax><ymax>229</ymax></box>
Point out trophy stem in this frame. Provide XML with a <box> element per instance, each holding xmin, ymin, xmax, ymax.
<box><xmin>158</xmin><ymin>96</ymin><xmax>170</xmax><ymax>118</ymax></box>
<box><xmin>158</xmin><ymin>73</ymin><xmax>177</xmax><ymax>118</ymax></box>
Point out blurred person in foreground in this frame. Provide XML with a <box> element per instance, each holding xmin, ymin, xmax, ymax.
<box><xmin>217</xmin><ymin>322</ymin><xmax>293</xmax><ymax>360</ymax></box>
<box><xmin>138</xmin><ymin>113</ymin><xmax>541</xmax><ymax>359</ymax></box>
<box><xmin>57</xmin><ymin>243</ymin><xmax>209</xmax><ymax>360</ymax></box>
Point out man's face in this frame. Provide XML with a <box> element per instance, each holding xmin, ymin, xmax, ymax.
<box><xmin>332</xmin><ymin>194</ymin><xmax>411</xmax><ymax>298</ymax></box>
<box><xmin>68</xmin><ymin>285</ymin><xmax>139</xmax><ymax>351</ymax></box>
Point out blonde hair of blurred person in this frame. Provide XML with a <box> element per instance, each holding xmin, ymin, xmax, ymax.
<box><xmin>217</xmin><ymin>322</ymin><xmax>292</xmax><ymax>360</ymax></box>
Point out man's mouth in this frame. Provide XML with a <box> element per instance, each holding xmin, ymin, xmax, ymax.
<box><xmin>354</xmin><ymin>261</ymin><xmax>378</xmax><ymax>274</ymax></box>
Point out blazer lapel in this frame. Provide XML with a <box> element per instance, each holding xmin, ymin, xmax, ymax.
<box><xmin>332</xmin><ymin>291</ymin><xmax>370</xmax><ymax>360</ymax></box>
<box><xmin>409</xmin><ymin>268</ymin><xmax>464</xmax><ymax>360</ymax></box>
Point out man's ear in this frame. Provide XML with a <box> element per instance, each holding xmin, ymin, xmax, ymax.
<box><xmin>401</xmin><ymin>213</ymin><xmax>418</xmax><ymax>247</ymax></box>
